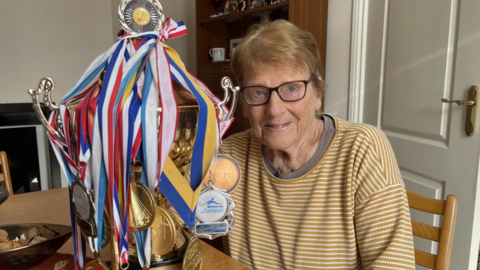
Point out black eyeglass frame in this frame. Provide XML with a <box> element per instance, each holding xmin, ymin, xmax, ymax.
<box><xmin>240</xmin><ymin>74</ymin><xmax>317</xmax><ymax>106</ymax></box>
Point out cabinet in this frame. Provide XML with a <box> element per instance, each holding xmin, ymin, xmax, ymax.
<box><xmin>196</xmin><ymin>0</ymin><xmax>328</xmax><ymax>138</ymax></box>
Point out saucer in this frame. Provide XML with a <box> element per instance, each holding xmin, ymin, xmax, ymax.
<box><xmin>212</xmin><ymin>59</ymin><xmax>230</xmax><ymax>62</ymax></box>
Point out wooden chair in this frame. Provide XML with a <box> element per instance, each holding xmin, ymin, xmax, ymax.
<box><xmin>406</xmin><ymin>189</ymin><xmax>458</xmax><ymax>270</ymax></box>
<box><xmin>0</xmin><ymin>151</ymin><xmax>13</xmax><ymax>195</ymax></box>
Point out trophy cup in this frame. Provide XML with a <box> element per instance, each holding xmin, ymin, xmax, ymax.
<box><xmin>27</xmin><ymin>0</ymin><xmax>240</xmax><ymax>269</ymax></box>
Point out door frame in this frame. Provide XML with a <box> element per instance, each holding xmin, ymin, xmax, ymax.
<box><xmin>348</xmin><ymin>0</ymin><xmax>369</xmax><ymax>123</ymax></box>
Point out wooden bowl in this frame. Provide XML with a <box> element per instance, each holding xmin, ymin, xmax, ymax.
<box><xmin>0</xmin><ymin>223</ymin><xmax>72</xmax><ymax>268</ymax></box>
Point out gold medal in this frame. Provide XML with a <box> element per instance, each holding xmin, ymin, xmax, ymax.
<box><xmin>128</xmin><ymin>161</ymin><xmax>156</xmax><ymax>231</ymax></box>
<box><xmin>128</xmin><ymin>179</ymin><xmax>156</xmax><ymax>231</ymax></box>
<box><xmin>202</xmin><ymin>154</ymin><xmax>241</xmax><ymax>193</ymax></box>
<box><xmin>85</xmin><ymin>251</ymin><xmax>109</xmax><ymax>270</ymax></box>
<box><xmin>182</xmin><ymin>237</ymin><xmax>202</xmax><ymax>270</ymax></box>
<box><xmin>151</xmin><ymin>205</ymin><xmax>176</xmax><ymax>255</ymax></box>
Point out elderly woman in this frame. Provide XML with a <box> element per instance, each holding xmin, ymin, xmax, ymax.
<box><xmin>220</xmin><ymin>20</ymin><xmax>415</xmax><ymax>269</ymax></box>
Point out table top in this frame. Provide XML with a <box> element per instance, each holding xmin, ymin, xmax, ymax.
<box><xmin>0</xmin><ymin>188</ymin><xmax>248</xmax><ymax>270</ymax></box>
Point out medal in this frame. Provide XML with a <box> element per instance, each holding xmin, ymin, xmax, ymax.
<box><xmin>85</xmin><ymin>251</ymin><xmax>110</xmax><ymax>270</ymax></box>
<box><xmin>151</xmin><ymin>205</ymin><xmax>176</xmax><ymax>256</ymax></box>
<box><xmin>196</xmin><ymin>189</ymin><xmax>229</xmax><ymax>223</ymax></box>
<box><xmin>85</xmin><ymin>232</ymin><xmax>110</xmax><ymax>270</ymax></box>
<box><xmin>101</xmin><ymin>214</ymin><xmax>110</xmax><ymax>248</ymax></box>
<box><xmin>182</xmin><ymin>237</ymin><xmax>202</xmax><ymax>270</ymax></box>
<box><xmin>128</xmin><ymin>161</ymin><xmax>156</xmax><ymax>232</ymax></box>
<box><xmin>71</xmin><ymin>180</ymin><xmax>97</xmax><ymax>238</ymax></box>
<box><xmin>194</xmin><ymin>175</ymin><xmax>236</xmax><ymax>239</ymax></box>
<box><xmin>202</xmin><ymin>154</ymin><xmax>241</xmax><ymax>193</ymax></box>
<box><xmin>119</xmin><ymin>0</ymin><xmax>165</xmax><ymax>34</ymax></box>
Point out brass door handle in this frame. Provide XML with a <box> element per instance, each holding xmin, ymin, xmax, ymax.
<box><xmin>441</xmin><ymin>98</ymin><xmax>476</xmax><ymax>106</ymax></box>
<box><xmin>442</xmin><ymin>85</ymin><xmax>479</xmax><ymax>136</ymax></box>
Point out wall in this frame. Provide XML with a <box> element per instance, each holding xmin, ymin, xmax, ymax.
<box><xmin>0</xmin><ymin>0</ymin><xmax>114</xmax><ymax>103</ymax></box>
<box><xmin>324</xmin><ymin>0</ymin><xmax>352</xmax><ymax>120</ymax></box>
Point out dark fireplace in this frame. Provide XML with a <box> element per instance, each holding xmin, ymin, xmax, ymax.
<box><xmin>0</xmin><ymin>103</ymin><xmax>60</xmax><ymax>193</ymax></box>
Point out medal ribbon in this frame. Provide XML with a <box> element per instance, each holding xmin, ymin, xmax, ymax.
<box><xmin>158</xmin><ymin>44</ymin><xmax>219</xmax><ymax>228</ymax></box>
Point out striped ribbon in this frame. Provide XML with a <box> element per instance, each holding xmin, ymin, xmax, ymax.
<box><xmin>159</xmin><ymin>44</ymin><xmax>218</xmax><ymax>228</ymax></box>
<box><xmin>46</xmin><ymin>18</ymin><xmax>228</xmax><ymax>269</ymax></box>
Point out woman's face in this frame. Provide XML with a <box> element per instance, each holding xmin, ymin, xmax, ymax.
<box><xmin>242</xmin><ymin>65</ymin><xmax>322</xmax><ymax>153</ymax></box>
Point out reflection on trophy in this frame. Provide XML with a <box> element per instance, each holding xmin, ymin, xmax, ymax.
<box><xmin>27</xmin><ymin>0</ymin><xmax>240</xmax><ymax>269</ymax></box>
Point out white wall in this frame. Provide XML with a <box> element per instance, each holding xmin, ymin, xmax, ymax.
<box><xmin>324</xmin><ymin>0</ymin><xmax>352</xmax><ymax>120</ymax></box>
<box><xmin>0</xmin><ymin>1</ymin><xmax>114</xmax><ymax>103</ymax></box>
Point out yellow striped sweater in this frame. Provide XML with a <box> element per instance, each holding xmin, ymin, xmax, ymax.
<box><xmin>220</xmin><ymin>116</ymin><xmax>415</xmax><ymax>269</ymax></box>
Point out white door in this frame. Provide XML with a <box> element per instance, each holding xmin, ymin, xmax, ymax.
<box><xmin>349</xmin><ymin>0</ymin><xmax>480</xmax><ymax>269</ymax></box>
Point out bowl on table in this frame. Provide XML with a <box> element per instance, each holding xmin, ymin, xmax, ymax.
<box><xmin>0</xmin><ymin>223</ymin><xmax>72</xmax><ymax>268</ymax></box>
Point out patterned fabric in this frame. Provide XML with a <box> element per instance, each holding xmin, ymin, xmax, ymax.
<box><xmin>221</xmin><ymin>115</ymin><xmax>415</xmax><ymax>270</ymax></box>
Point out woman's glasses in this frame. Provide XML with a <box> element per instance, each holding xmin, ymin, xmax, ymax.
<box><xmin>240</xmin><ymin>74</ymin><xmax>316</xmax><ymax>106</ymax></box>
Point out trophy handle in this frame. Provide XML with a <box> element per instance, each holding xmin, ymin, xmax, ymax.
<box><xmin>219</xmin><ymin>76</ymin><xmax>240</xmax><ymax>122</ymax></box>
<box><xmin>28</xmin><ymin>77</ymin><xmax>66</xmax><ymax>145</ymax></box>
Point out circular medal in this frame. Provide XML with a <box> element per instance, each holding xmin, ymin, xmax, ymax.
<box><xmin>202</xmin><ymin>154</ymin><xmax>241</xmax><ymax>193</ymax></box>
<box><xmin>119</xmin><ymin>0</ymin><xmax>165</xmax><ymax>34</ymax></box>
<box><xmin>182</xmin><ymin>237</ymin><xmax>202</xmax><ymax>270</ymax></box>
<box><xmin>85</xmin><ymin>259</ymin><xmax>109</xmax><ymax>270</ymax></box>
<box><xmin>151</xmin><ymin>205</ymin><xmax>176</xmax><ymax>255</ymax></box>
<box><xmin>71</xmin><ymin>180</ymin><xmax>95</xmax><ymax>220</ymax></box>
<box><xmin>195</xmin><ymin>190</ymin><xmax>228</xmax><ymax>223</ymax></box>
<box><xmin>128</xmin><ymin>180</ymin><xmax>156</xmax><ymax>231</ymax></box>
<box><xmin>101</xmin><ymin>214</ymin><xmax>110</xmax><ymax>248</ymax></box>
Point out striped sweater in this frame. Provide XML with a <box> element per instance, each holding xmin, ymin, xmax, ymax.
<box><xmin>220</xmin><ymin>116</ymin><xmax>415</xmax><ymax>269</ymax></box>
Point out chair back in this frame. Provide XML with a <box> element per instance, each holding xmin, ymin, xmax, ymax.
<box><xmin>0</xmin><ymin>151</ymin><xmax>13</xmax><ymax>195</ymax></box>
<box><xmin>407</xmin><ymin>189</ymin><xmax>458</xmax><ymax>270</ymax></box>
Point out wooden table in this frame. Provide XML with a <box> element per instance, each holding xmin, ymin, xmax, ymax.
<box><xmin>0</xmin><ymin>188</ymin><xmax>248</xmax><ymax>270</ymax></box>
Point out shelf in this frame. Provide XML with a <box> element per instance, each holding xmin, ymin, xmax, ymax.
<box><xmin>197</xmin><ymin>1</ymin><xmax>289</xmax><ymax>25</ymax></box>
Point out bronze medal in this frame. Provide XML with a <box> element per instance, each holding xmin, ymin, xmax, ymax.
<box><xmin>151</xmin><ymin>205</ymin><xmax>176</xmax><ymax>256</ymax></box>
<box><xmin>182</xmin><ymin>237</ymin><xmax>202</xmax><ymax>270</ymax></box>
<box><xmin>128</xmin><ymin>179</ymin><xmax>156</xmax><ymax>231</ymax></box>
<box><xmin>202</xmin><ymin>154</ymin><xmax>241</xmax><ymax>193</ymax></box>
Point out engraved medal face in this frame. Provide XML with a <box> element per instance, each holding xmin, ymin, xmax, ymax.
<box><xmin>128</xmin><ymin>180</ymin><xmax>156</xmax><ymax>231</ymax></box>
<box><xmin>196</xmin><ymin>190</ymin><xmax>228</xmax><ymax>223</ymax></box>
<box><xmin>182</xmin><ymin>237</ymin><xmax>202</xmax><ymax>270</ymax></box>
<box><xmin>202</xmin><ymin>154</ymin><xmax>241</xmax><ymax>193</ymax></box>
<box><xmin>71</xmin><ymin>180</ymin><xmax>97</xmax><ymax>237</ymax></box>
<box><xmin>119</xmin><ymin>0</ymin><xmax>165</xmax><ymax>34</ymax></box>
<box><xmin>151</xmin><ymin>205</ymin><xmax>176</xmax><ymax>255</ymax></box>
<box><xmin>72</xmin><ymin>180</ymin><xmax>94</xmax><ymax>220</ymax></box>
